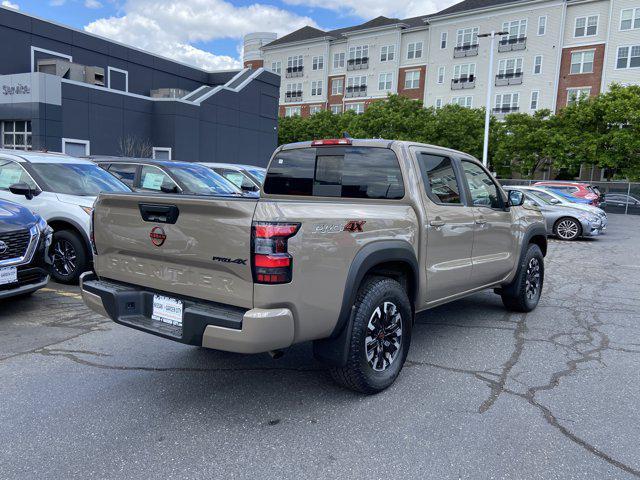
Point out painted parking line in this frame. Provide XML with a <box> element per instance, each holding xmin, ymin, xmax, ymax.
<box><xmin>40</xmin><ymin>287</ymin><xmax>82</xmax><ymax>300</ymax></box>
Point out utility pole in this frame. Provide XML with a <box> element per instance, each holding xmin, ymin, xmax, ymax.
<box><xmin>478</xmin><ymin>30</ymin><xmax>508</xmax><ymax>168</ymax></box>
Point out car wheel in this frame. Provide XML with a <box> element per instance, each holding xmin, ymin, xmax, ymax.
<box><xmin>554</xmin><ymin>217</ymin><xmax>581</xmax><ymax>241</ymax></box>
<box><xmin>50</xmin><ymin>230</ymin><xmax>88</xmax><ymax>285</ymax></box>
<box><xmin>329</xmin><ymin>277</ymin><xmax>412</xmax><ymax>394</ymax></box>
<box><xmin>500</xmin><ymin>244</ymin><xmax>544</xmax><ymax>313</ymax></box>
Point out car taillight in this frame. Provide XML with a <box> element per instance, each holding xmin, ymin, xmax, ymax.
<box><xmin>90</xmin><ymin>209</ymin><xmax>98</xmax><ymax>255</ymax></box>
<box><xmin>252</xmin><ymin>221</ymin><xmax>300</xmax><ymax>284</ymax></box>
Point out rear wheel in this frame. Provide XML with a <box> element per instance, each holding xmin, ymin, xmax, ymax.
<box><xmin>554</xmin><ymin>217</ymin><xmax>581</xmax><ymax>241</ymax></box>
<box><xmin>50</xmin><ymin>230</ymin><xmax>88</xmax><ymax>285</ymax></box>
<box><xmin>500</xmin><ymin>244</ymin><xmax>544</xmax><ymax>312</ymax></box>
<box><xmin>329</xmin><ymin>277</ymin><xmax>412</xmax><ymax>394</ymax></box>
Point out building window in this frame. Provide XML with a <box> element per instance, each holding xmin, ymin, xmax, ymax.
<box><xmin>331</xmin><ymin>78</ymin><xmax>344</xmax><ymax>95</ymax></box>
<box><xmin>404</xmin><ymin>70</ymin><xmax>420</xmax><ymax>89</ymax></box>
<box><xmin>567</xmin><ymin>87</ymin><xmax>591</xmax><ymax>105</ymax></box>
<box><xmin>2</xmin><ymin>121</ymin><xmax>32</xmax><ymax>150</ymax></box>
<box><xmin>345</xmin><ymin>103</ymin><xmax>365</xmax><ymax>114</ymax></box>
<box><xmin>435</xmin><ymin>98</ymin><xmax>444</xmax><ymax>109</ymax></box>
<box><xmin>311</xmin><ymin>80</ymin><xmax>323</xmax><ymax>96</ymax></box>
<box><xmin>407</xmin><ymin>42</ymin><xmax>423</xmax><ymax>59</ymax></box>
<box><xmin>451</xmin><ymin>96</ymin><xmax>473</xmax><ymax>107</ymax></box>
<box><xmin>312</xmin><ymin>56</ymin><xmax>324</xmax><ymax>70</ymax></box>
<box><xmin>333</xmin><ymin>52</ymin><xmax>345</xmax><ymax>69</ymax></box>
<box><xmin>152</xmin><ymin>147</ymin><xmax>171</xmax><ymax>160</ymax></box>
<box><xmin>453</xmin><ymin>63</ymin><xmax>475</xmax><ymax>80</ymax></box>
<box><xmin>107</xmin><ymin>66</ymin><xmax>128</xmax><ymax>92</ymax></box>
<box><xmin>271</xmin><ymin>61</ymin><xmax>282</xmax><ymax>74</ymax></box>
<box><xmin>349</xmin><ymin>45</ymin><xmax>369</xmax><ymax>62</ymax></box>
<box><xmin>538</xmin><ymin>16</ymin><xmax>547</xmax><ymax>35</ymax></box>
<box><xmin>62</xmin><ymin>138</ymin><xmax>90</xmax><ymax>157</ymax></box>
<box><xmin>380</xmin><ymin>45</ymin><xmax>395</xmax><ymax>62</ymax></box>
<box><xmin>285</xmin><ymin>106</ymin><xmax>301</xmax><ymax>117</ymax></box>
<box><xmin>378</xmin><ymin>73</ymin><xmax>393</xmax><ymax>91</ymax></box>
<box><xmin>575</xmin><ymin>15</ymin><xmax>598</xmax><ymax>37</ymax></box>
<box><xmin>570</xmin><ymin>50</ymin><xmax>595</xmax><ymax>74</ymax></box>
<box><xmin>502</xmin><ymin>19</ymin><xmax>527</xmax><ymax>40</ymax></box>
<box><xmin>495</xmin><ymin>93</ymin><xmax>520</xmax><ymax>110</ymax></box>
<box><xmin>310</xmin><ymin>105</ymin><xmax>322</xmax><ymax>115</ymax></box>
<box><xmin>498</xmin><ymin>58</ymin><xmax>523</xmax><ymax>75</ymax></box>
<box><xmin>530</xmin><ymin>90</ymin><xmax>540</xmax><ymax>110</ymax></box>
<box><xmin>620</xmin><ymin>8</ymin><xmax>640</xmax><ymax>31</ymax></box>
<box><xmin>437</xmin><ymin>66</ymin><xmax>445</xmax><ymax>84</ymax></box>
<box><xmin>533</xmin><ymin>55</ymin><xmax>543</xmax><ymax>74</ymax></box>
<box><xmin>330</xmin><ymin>104</ymin><xmax>343</xmax><ymax>114</ymax></box>
<box><xmin>616</xmin><ymin>45</ymin><xmax>640</xmax><ymax>69</ymax></box>
<box><xmin>456</xmin><ymin>27</ymin><xmax>479</xmax><ymax>47</ymax></box>
<box><xmin>440</xmin><ymin>32</ymin><xmax>448</xmax><ymax>49</ymax></box>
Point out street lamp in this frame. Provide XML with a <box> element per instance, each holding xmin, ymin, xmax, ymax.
<box><xmin>477</xmin><ymin>30</ymin><xmax>508</xmax><ymax>168</ymax></box>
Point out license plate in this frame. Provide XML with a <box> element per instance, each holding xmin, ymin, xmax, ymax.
<box><xmin>0</xmin><ymin>266</ymin><xmax>17</xmax><ymax>286</ymax></box>
<box><xmin>152</xmin><ymin>294</ymin><xmax>183</xmax><ymax>327</ymax></box>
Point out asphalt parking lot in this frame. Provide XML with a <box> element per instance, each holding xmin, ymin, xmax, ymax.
<box><xmin>1</xmin><ymin>214</ymin><xmax>639</xmax><ymax>480</ymax></box>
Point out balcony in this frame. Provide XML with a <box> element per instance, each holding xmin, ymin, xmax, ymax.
<box><xmin>347</xmin><ymin>57</ymin><xmax>369</xmax><ymax>71</ymax></box>
<box><xmin>284</xmin><ymin>90</ymin><xmax>303</xmax><ymax>102</ymax></box>
<box><xmin>285</xmin><ymin>66</ymin><xmax>303</xmax><ymax>78</ymax></box>
<box><xmin>451</xmin><ymin>75</ymin><xmax>476</xmax><ymax>90</ymax></box>
<box><xmin>498</xmin><ymin>36</ymin><xmax>527</xmax><ymax>52</ymax></box>
<box><xmin>453</xmin><ymin>44</ymin><xmax>479</xmax><ymax>58</ymax></box>
<box><xmin>495</xmin><ymin>72</ymin><xmax>523</xmax><ymax>86</ymax></box>
<box><xmin>493</xmin><ymin>106</ymin><xmax>520</xmax><ymax>117</ymax></box>
<box><xmin>345</xmin><ymin>85</ymin><xmax>367</xmax><ymax>98</ymax></box>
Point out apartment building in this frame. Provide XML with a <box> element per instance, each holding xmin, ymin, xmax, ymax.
<box><xmin>245</xmin><ymin>0</ymin><xmax>640</xmax><ymax>117</ymax></box>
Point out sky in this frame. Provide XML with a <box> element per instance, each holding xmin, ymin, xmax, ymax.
<box><xmin>3</xmin><ymin>0</ymin><xmax>459</xmax><ymax>71</ymax></box>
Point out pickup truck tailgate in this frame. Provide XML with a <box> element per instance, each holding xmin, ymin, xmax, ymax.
<box><xmin>92</xmin><ymin>193</ymin><xmax>257</xmax><ymax>308</ymax></box>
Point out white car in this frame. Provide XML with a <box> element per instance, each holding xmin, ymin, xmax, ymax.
<box><xmin>504</xmin><ymin>185</ymin><xmax>608</xmax><ymax>231</ymax></box>
<box><xmin>0</xmin><ymin>150</ymin><xmax>130</xmax><ymax>283</ymax></box>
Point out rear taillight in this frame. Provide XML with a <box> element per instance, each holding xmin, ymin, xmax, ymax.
<box><xmin>252</xmin><ymin>221</ymin><xmax>300</xmax><ymax>284</ymax></box>
<box><xmin>90</xmin><ymin>209</ymin><xmax>98</xmax><ymax>255</ymax></box>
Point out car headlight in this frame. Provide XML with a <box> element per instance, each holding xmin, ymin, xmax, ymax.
<box><xmin>80</xmin><ymin>206</ymin><xmax>93</xmax><ymax>216</ymax></box>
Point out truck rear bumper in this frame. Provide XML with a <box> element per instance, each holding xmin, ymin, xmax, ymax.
<box><xmin>80</xmin><ymin>273</ymin><xmax>294</xmax><ymax>354</ymax></box>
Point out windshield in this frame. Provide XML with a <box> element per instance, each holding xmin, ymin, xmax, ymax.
<box><xmin>244</xmin><ymin>167</ymin><xmax>266</xmax><ymax>183</ymax></box>
<box><xmin>165</xmin><ymin>164</ymin><xmax>241</xmax><ymax>195</ymax></box>
<box><xmin>30</xmin><ymin>163</ymin><xmax>130</xmax><ymax>195</ymax></box>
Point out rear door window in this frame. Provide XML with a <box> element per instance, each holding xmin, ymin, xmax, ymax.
<box><xmin>264</xmin><ymin>147</ymin><xmax>404</xmax><ymax>199</ymax></box>
<box><xmin>416</xmin><ymin>154</ymin><xmax>462</xmax><ymax>205</ymax></box>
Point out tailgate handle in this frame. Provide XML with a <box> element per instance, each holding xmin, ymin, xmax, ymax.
<box><xmin>138</xmin><ymin>203</ymin><xmax>179</xmax><ymax>224</ymax></box>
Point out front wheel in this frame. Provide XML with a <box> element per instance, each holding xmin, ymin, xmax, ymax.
<box><xmin>329</xmin><ymin>277</ymin><xmax>412</xmax><ymax>394</ymax></box>
<box><xmin>50</xmin><ymin>230</ymin><xmax>88</xmax><ymax>284</ymax></box>
<box><xmin>500</xmin><ymin>244</ymin><xmax>544</xmax><ymax>312</ymax></box>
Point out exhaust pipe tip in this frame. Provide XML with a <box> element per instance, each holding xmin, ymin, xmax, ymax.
<box><xmin>268</xmin><ymin>350</ymin><xmax>284</xmax><ymax>359</ymax></box>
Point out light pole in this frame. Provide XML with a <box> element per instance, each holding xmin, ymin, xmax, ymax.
<box><xmin>477</xmin><ymin>30</ymin><xmax>508</xmax><ymax>168</ymax></box>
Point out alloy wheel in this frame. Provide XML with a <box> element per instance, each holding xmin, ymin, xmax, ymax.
<box><xmin>365</xmin><ymin>301</ymin><xmax>403</xmax><ymax>372</ymax></box>
<box><xmin>556</xmin><ymin>219</ymin><xmax>579</xmax><ymax>240</ymax></box>
<box><xmin>525</xmin><ymin>257</ymin><xmax>541</xmax><ymax>300</ymax></box>
<box><xmin>51</xmin><ymin>239</ymin><xmax>77</xmax><ymax>277</ymax></box>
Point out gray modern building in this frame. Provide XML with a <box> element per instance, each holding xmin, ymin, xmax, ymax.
<box><xmin>0</xmin><ymin>6</ymin><xmax>280</xmax><ymax>165</ymax></box>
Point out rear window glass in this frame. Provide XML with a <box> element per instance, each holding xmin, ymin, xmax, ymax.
<box><xmin>264</xmin><ymin>147</ymin><xmax>405</xmax><ymax>199</ymax></box>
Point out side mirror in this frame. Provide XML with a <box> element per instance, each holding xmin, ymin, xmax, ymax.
<box><xmin>9</xmin><ymin>182</ymin><xmax>38</xmax><ymax>200</ymax></box>
<box><xmin>508</xmin><ymin>190</ymin><xmax>525</xmax><ymax>207</ymax></box>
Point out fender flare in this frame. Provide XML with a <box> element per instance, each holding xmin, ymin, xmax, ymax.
<box><xmin>313</xmin><ymin>240</ymin><xmax>419</xmax><ymax>367</ymax></box>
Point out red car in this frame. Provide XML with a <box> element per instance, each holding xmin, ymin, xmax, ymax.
<box><xmin>533</xmin><ymin>181</ymin><xmax>602</xmax><ymax>206</ymax></box>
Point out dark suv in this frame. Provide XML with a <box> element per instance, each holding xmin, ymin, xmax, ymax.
<box><xmin>0</xmin><ymin>198</ymin><xmax>52</xmax><ymax>299</ymax></box>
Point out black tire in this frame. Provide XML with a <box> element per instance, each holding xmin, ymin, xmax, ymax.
<box><xmin>49</xmin><ymin>230</ymin><xmax>88</xmax><ymax>285</ymax></box>
<box><xmin>553</xmin><ymin>217</ymin><xmax>582</xmax><ymax>241</ymax></box>
<box><xmin>500</xmin><ymin>244</ymin><xmax>544</xmax><ymax>312</ymax></box>
<box><xmin>329</xmin><ymin>277</ymin><xmax>412</xmax><ymax>394</ymax></box>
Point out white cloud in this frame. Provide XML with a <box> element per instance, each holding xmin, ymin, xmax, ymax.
<box><xmin>282</xmin><ymin>0</ymin><xmax>458</xmax><ymax>19</ymax></box>
<box><xmin>1</xmin><ymin>0</ymin><xmax>19</xmax><ymax>9</ymax></box>
<box><xmin>84</xmin><ymin>0</ymin><xmax>102</xmax><ymax>8</ymax></box>
<box><xmin>84</xmin><ymin>0</ymin><xmax>317</xmax><ymax>70</ymax></box>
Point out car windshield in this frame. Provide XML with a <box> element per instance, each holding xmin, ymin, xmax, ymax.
<box><xmin>30</xmin><ymin>163</ymin><xmax>130</xmax><ymax>195</ymax></box>
<box><xmin>244</xmin><ymin>167</ymin><xmax>266</xmax><ymax>183</ymax></box>
<box><xmin>165</xmin><ymin>164</ymin><xmax>241</xmax><ymax>195</ymax></box>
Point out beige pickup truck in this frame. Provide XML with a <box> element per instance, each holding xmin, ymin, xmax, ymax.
<box><xmin>81</xmin><ymin>139</ymin><xmax>547</xmax><ymax>393</ymax></box>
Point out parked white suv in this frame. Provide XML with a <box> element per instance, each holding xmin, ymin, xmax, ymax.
<box><xmin>0</xmin><ymin>150</ymin><xmax>130</xmax><ymax>283</ymax></box>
